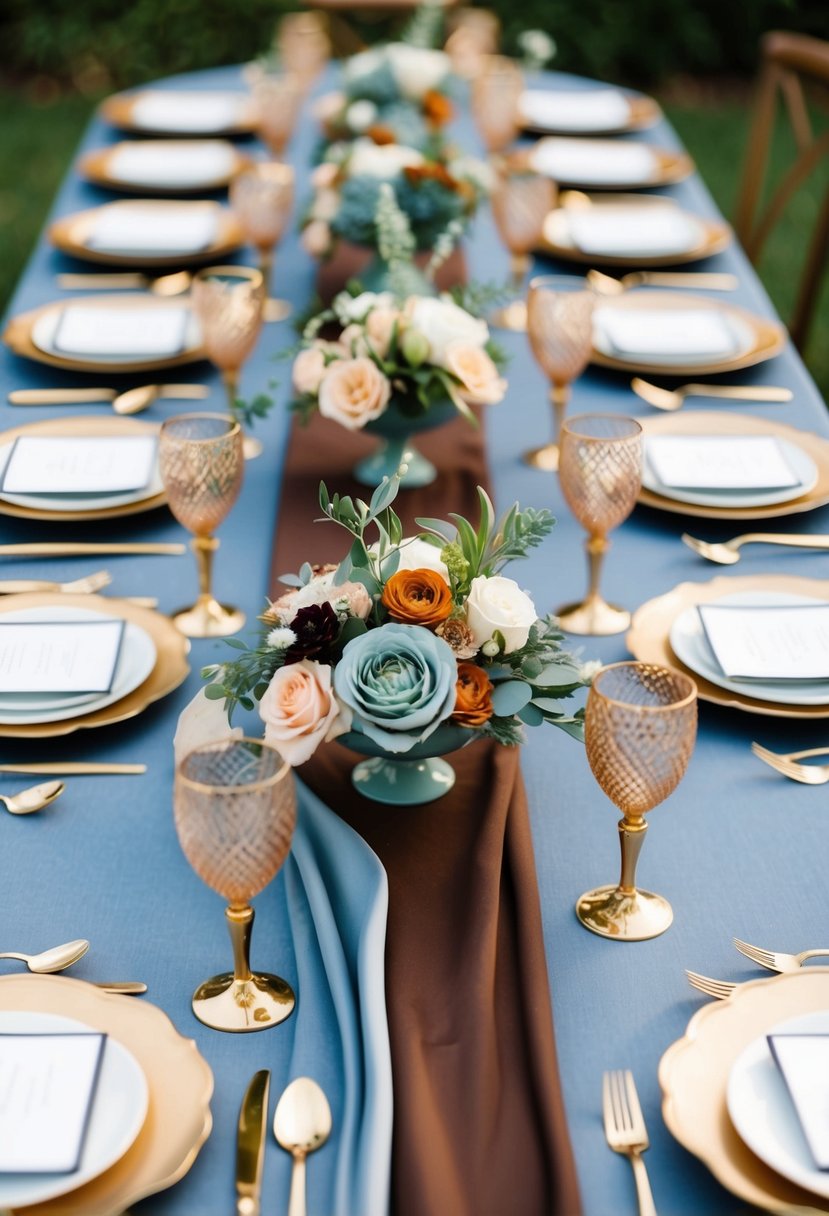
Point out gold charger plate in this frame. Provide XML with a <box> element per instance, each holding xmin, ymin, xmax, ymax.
<box><xmin>0</xmin><ymin>415</ymin><xmax>165</xmax><ymax>522</ymax></box>
<box><xmin>101</xmin><ymin>89</ymin><xmax>258</xmax><ymax>136</ymax></box>
<box><xmin>49</xmin><ymin>200</ymin><xmax>245</xmax><ymax>269</ymax></box>
<box><xmin>78</xmin><ymin>141</ymin><xmax>252</xmax><ymax>196</ymax></box>
<box><xmin>0</xmin><ymin>974</ymin><xmax>212</xmax><ymax>1216</ymax></box>
<box><xmin>637</xmin><ymin>412</ymin><xmax>829</xmax><ymax>520</ymax></box>
<box><xmin>526</xmin><ymin>138</ymin><xmax>694</xmax><ymax>190</ymax></box>
<box><xmin>0</xmin><ymin>591</ymin><xmax>190</xmax><ymax>738</ymax></box>
<box><xmin>592</xmin><ymin>292</ymin><xmax>786</xmax><ymax>376</ymax></box>
<box><xmin>539</xmin><ymin>191</ymin><xmax>731</xmax><ymax>267</ymax></box>
<box><xmin>659</xmin><ymin>969</ymin><xmax>829</xmax><ymax>1214</ymax></box>
<box><xmin>627</xmin><ymin>573</ymin><xmax>829</xmax><ymax>719</ymax></box>
<box><xmin>3</xmin><ymin>294</ymin><xmax>204</xmax><ymax>374</ymax></box>
<box><xmin>520</xmin><ymin>91</ymin><xmax>662</xmax><ymax>136</ymax></box>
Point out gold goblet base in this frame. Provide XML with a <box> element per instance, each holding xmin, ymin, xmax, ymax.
<box><xmin>172</xmin><ymin>597</ymin><xmax>245</xmax><ymax>638</ymax></box>
<box><xmin>523</xmin><ymin>442</ymin><xmax>559</xmax><ymax>471</ymax></box>
<box><xmin>556</xmin><ymin>597</ymin><xmax>631</xmax><ymax>636</ymax></box>
<box><xmin>576</xmin><ymin>884</ymin><xmax>673</xmax><ymax>941</ymax></box>
<box><xmin>243</xmin><ymin>434</ymin><xmax>263</xmax><ymax>461</ymax></box>
<box><xmin>263</xmin><ymin>297</ymin><xmax>293</xmax><ymax>323</ymax></box>
<box><xmin>489</xmin><ymin>299</ymin><xmax>527</xmax><ymax>332</ymax></box>
<box><xmin>192</xmin><ymin>970</ymin><xmax>295</xmax><ymax>1032</ymax></box>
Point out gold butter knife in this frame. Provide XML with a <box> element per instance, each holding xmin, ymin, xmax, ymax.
<box><xmin>0</xmin><ymin>543</ymin><xmax>185</xmax><ymax>557</ymax></box>
<box><xmin>0</xmin><ymin>763</ymin><xmax>146</xmax><ymax>775</ymax></box>
<box><xmin>237</xmin><ymin>1070</ymin><xmax>270</xmax><ymax>1216</ymax></box>
<box><xmin>8</xmin><ymin>389</ymin><xmax>117</xmax><ymax>405</ymax></box>
<box><xmin>94</xmin><ymin>982</ymin><xmax>148</xmax><ymax>995</ymax></box>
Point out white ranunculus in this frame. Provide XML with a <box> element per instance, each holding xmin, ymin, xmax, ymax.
<box><xmin>386</xmin><ymin>43</ymin><xmax>451</xmax><ymax>99</ymax></box>
<box><xmin>405</xmin><ymin>296</ymin><xmax>490</xmax><ymax>365</ymax></box>
<box><xmin>345</xmin><ymin>99</ymin><xmax>378</xmax><ymax>133</ymax></box>
<box><xmin>347</xmin><ymin>138</ymin><xmax>424</xmax><ymax>180</ymax></box>
<box><xmin>465</xmin><ymin>575</ymin><xmax>537</xmax><ymax>654</ymax></box>
<box><xmin>447</xmin><ymin>155</ymin><xmax>496</xmax><ymax>194</ymax></box>
<box><xmin>373</xmin><ymin>536</ymin><xmax>450</xmax><ymax>583</ymax></box>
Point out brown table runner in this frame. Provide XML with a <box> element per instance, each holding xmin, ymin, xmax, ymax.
<box><xmin>270</xmin><ymin>409</ymin><xmax>582</xmax><ymax>1216</ymax></box>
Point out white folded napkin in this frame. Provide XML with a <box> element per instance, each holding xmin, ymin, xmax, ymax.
<box><xmin>131</xmin><ymin>91</ymin><xmax>246</xmax><ymax>133</ymax></box>
<box><xmin>645</xmin><ymin>435</ymin><xmax>801</xmax><ymax>492</ymax></box>
<box><xmin>530</xmin><ymin>138</ymin><xmax>657</xmax><ymax>184</ymax></box>
<box><xmin>52</xmin><ymin>304</ymin><xmax>189</xmax><ymax>358</ymax></box>
<box><xmin>769</xmin><ymin>1035</ymin><xmax>829</xmax><ymax>1167</ymax></box>
<box><xmin>0</xmin><ymin>435</ymin><xmax>158</xmax><ymax>496</ymax></box>
<box><xmin>85</xmin><ymin>202</ymin><xmax>219</xmax><ymax>256</ymax></box>
<box><xmin>698</xmin><ymin>602</ymin><xmax>829</xmax><ymax>681</ymax></box>
<box><xmin>567</xmin><ymin>205</ymin><xmax>700</xmax><ymax>256</ymax></box>
<box><xmin>595</xmin><ymin>306</ymin><xmax>740</xmax><ymax>360</ymax></box>
<box><xmin>519</xmin><ymin>88</ymin><xmax>631</xmax><ymax>132</ymax></box>
<box><xmin>107</xmin><ymin>141</ymin><xmax>236</xmax><ymax>189</ymax></box>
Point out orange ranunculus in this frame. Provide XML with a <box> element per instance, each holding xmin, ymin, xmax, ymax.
<box><xmin>423</xmin><ymin>89</ymin><xmax>454</xmax><ymax>127</ymax></box>
<box><xmin>367</xmin><ymin>123</ymin><xmax>396</xmax><ymax>146</ymax></box>
<box><xmin>403</xmin><ymin>162</ymin><xmax>460</xmax><ymax>192</ymax></box>
<box><xmin>452</xmin><ymin>662</ymin><xmax>494</xmax><ymax>727</ymax></box>
<box><xmin>381</xmin><ymin>569</ymin><xmax>453</xmax><ymax>628</ymax></box>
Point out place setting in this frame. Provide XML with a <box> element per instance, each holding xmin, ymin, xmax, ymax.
<box><xmin>100</xmin><ymin>88</ymin><xmax>259</xmax><ymax>136</ymax></box>
<box><xmin>517</xmin><ymin>84</ymin><xmax>662</xmax><ymax>135</ymax></box>
<box><xmin>78</xmin><ymin>139</ymin><xmax>252</xmax><ymax>195</ymax></box>
<box><xmin>526</xmin><ymin>135</ymin><xmax>694</xmax><ymax>190</ymax></box>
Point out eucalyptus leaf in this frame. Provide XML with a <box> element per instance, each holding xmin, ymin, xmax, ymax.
<box><xmin>518</xmin><ymin>701</ymin><xmax>545</xmax><ymax>726</ymax></box>
<box><xmin>491</xmin><ymin>679</ymin><xmax>534</xmax><ymax>716</ymax></box>
<box><xmin>203</xmin><ymin>683</ymin><xmax>226</xmax><ymax>700</ymax></box>
<box><xmin>339</xmin><ymin>616</ymin><xmax>369</xmax><ymax>645</ymax></box>
<box><xmin>415</xmin><ymin>517</ymin><xmax>456</xmax><ymax>543</ymax></box>
<box><xmin>536</xmin><ymin>663</ymin><xmax>584</xmax><ymax>687</ymax></box>
<box><xmin>351</xmin><ymin>569</ymin><xmax>382</xmax><ymax>595</ymax></box>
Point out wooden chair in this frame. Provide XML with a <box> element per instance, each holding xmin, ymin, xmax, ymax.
<box><xmin>735</xmin><ymin>31</ymin><xmax>829</xmax><ymax>352</ymax></box>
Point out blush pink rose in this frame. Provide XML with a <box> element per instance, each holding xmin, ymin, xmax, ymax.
<box><xmin>292</xmin><ymin>346</ymin><xmax>327</xmax><ymax>395</ymax></box>
<box><xmin>364</xmin><ymin>306</ymin><xmax>400</xmax><ymax>357</ymax></box>
<box><xmin>318</xmin><ymin>357</ymin><xmax>391</xmax><ymax>430</ymax></box>
<box><xmin>444</xmin><ymin>343</ymin><xmax>506</xmax><ymax>405</ymax></box>
<box><xmin>259</xmin><ymin>659</ymin><xmax>352</xmax><ymax>765</ymax></box>
<box><xmin>301</xmin><ymin>219</ymin><xmax>332</xmax><ymax>257</ymax></box>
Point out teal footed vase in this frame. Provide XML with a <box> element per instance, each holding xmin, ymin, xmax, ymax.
<box><xmin>338</xmin><ymin>723</ymin><xmax>475</xmax><ymax>805</ymax></box>
<box><xmin>356</xmin><ymin>395</ymin><xmax>459</xmax><ymax>488</ymax></box>
<box><xmin>358</xmin><ymin>251</ymin><xmax>435</xmax><ymax>298</ymax></box>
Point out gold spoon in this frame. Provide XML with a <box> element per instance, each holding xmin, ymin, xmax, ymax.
<box><xmin>273</xmin><ymin>1077</ymin><xmax>332</xmax><ymax>1216</ymax></box>
<box><xmin>112</xmin><ymin>382</ymin><xmax>209</xmax><ymax>415</ymax></box>
<box><xmin>57</xmin><ymin>269</ymin><xmax>193</xmax><ymax>296</ymax></box>
<box><xmin>588</xmin><ymin>268</ymin><xmax>739</xmax><ymax>294</ymax></box>
<box><xmin>681</xmin><ymin>531</ymin><xmax>829</xmax><ymax>564</ymax></box>
<box><xmin>8</xmin><ymin>384</ymin><xmax>209</xmax><ymax>412</ymax></box>
<box><xmin>0</xmin><ymin>937</ymin><xmax>88</xmax><ymax>971</ymax></box>
<box><xmin>631</xmin><ymin>377</ymin><xmax>793</xmax><ymax>411</ymax></box>
<box><xmin>0</xmin><ymin>780</ymin><xmax>66</xmax><ymax>816</ymax></box>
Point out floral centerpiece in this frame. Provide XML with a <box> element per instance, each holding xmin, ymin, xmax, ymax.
<box><xmin>200</xmin><ymin>477</ymin><xmax>592</xmax><ymax>805</ymax></box>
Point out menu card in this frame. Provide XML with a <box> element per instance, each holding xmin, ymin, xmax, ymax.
<box><xmin>530</xmin><ymin>138</ymin><xmax>657</xmax><ymax>185</ymax></box>
<box><xmin>0</xmin><ymin>619</ymin><xmax>126</xmax><ymax>693</ymax></box>
<box><xmin>595</xmin><ymin>307</ymin><xmax>739</xmax><ymax>359</ymax></box>
<box><xmin>645</xmin><ymin>436</ymin><xmax>800</xmax><ymax>491</ymax></box>
<box><xmin>698</xmin><ymin>602</ymin><xmax>829</xmax><ymax>681</ymax></box>
<box><xmin>0</xmin><ymin>436</ymin><xmax>157</xmax><ymax>496</ymax></box>
<box><xmin>107</xmin><ymin>141</ymin><xmax>236</xmax><ymax>189</ymax></box>
<box><xmin>132</xmin><ymin>90</ymin><xmax>246</xmax><ymax>133</ymax></box>
<box><xmin>52</xmin><ymin>304</ymin><xmax>189</xmax><ymax>358</ymax></box>
<box><xmin>85</xmin><ymin>203</ymin><xmax>218</xmax><ymax>256</ymax></box>
<box><xmin>519</xmin><ymin>88</ymin><xmax>630</xmax><ymax>132</ymax></box>
<box><xmin>568</xmin><ymin>206</ymin><xmax>699</xmax><ymax>256</ymax></box>
<box><xmin>0</xmin><ymin>1033</ymin><xmax>106</xmax><ymax>1173</ymax></box>
<box><xmin>768</xmin><ymin>1034</ymin><xmax>829</xmax><ymax>1169</ymax></box>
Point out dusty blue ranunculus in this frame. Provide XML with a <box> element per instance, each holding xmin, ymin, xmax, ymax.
<box><xmin>334</xmin><ymin>623</ymin><xmax>457</xmax><ymax>753</ymax></box>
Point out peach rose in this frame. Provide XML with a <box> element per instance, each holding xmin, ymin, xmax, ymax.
<box><xmin>381</xmin><ymin>568</ymin><xmax>453</xmax><ymax>628</ymax></box>
<box><xmin>301</xmin><ymin>219</ymin><xmax>332</xmax><ymax>257</ymax></box>
<box><xmin>318</xmin><ymin>357</ymin><xmax>390</xmax><ymax>430</ymax></box>
<box><xmin>310</xmin><ymin>160</ymin><xmax>340</xmax><ymax>190</ymax></box>
<box><xmin>339</xmin><ymin>323</ymin><xmax>369</xmax><ymax>357</ymax></box>
<box><xmin>452</xmin><ymin>662</ymin><xmax>494</xmax><ymax>727</ymax></box>
<box><xmin>259</xmin><ymin>659</ymin><xmax>352</xmax><ymax>765</ymax></box>
<box><xmin>292</xmin><ymin>346</ymin><xmax>327</xmax><ymax>395</ymax></box>
<box><xmin>444</xmin><ymin>343</ymin><xmax>506</xmax><ymax>405</ymax></box>
<box><xmin>365</xmin><ymin>307</ymin><xmax>400</xmax><ymax>357</ymax></box>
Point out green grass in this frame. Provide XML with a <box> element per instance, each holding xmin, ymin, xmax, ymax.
<box><xmin>0</xmin><ymin>86</ymin><xmax>827</xmax><ymax>400</ymax></box>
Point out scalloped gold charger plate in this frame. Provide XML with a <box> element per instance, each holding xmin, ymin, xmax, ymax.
<box><xmin>659</xmin><ymin>969</ymin><xmax>829</xmax><ymax>1214</ymax></box>
<box><xmin>0</xmin><ymin>974</ymin><xmax>212</xmax><ymax>1216</ymax></box>
<box><xmin>592</xmin><ymin>292</ymin><xmax>786</xmax><ymax>376</ymax></box>
<box><xmin>527</xmin><ymin>137</ymin><xmax>693</xmax><ymax>190</ymax></box>
<box><xmin>3</xmin><ymin>294</ymin><xmax>204</xmax><ymax>374</ymax></box>
<box><xmin>0</xmin><ymin>591</ymin><xmax>189</xmax><ymax>738</ymax></box>
<box><xmin>627</xmin><ymin>573</ymin><xmax>829</xmax><ymax>719</ymax></box>
<box><xmin>78</xmin><ymin>141</ymin><xmax>252</xmax><ymax>196</ymax></box>
<box><xmin>101</xmin><ymin>89</ymin><xmax>258</xmax><ymax>137</ymax></box>
<box><xmin>636</xmin><ymin>413</ymin><xmax>829</xmax><ymax>520</ymax></box>
<box><xmin>49</xmin><ymin>200</ymin><xmax>245</xmax><ymax>269</ymax></box>
<box><xmin>519</xmin><ymin>90</ymin><xmax>661</xmax><ymax>136</ymax></box>
<box><xmin>0</xmin><ymin>415</ymin><xmax>164</xmax><ymax>521</ymax></box>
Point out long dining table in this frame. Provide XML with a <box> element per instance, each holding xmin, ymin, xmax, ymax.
<box><xmin>2</xmin><ymin>57</ymin><xmax>829</xmax><ymax>1216</ymax></box>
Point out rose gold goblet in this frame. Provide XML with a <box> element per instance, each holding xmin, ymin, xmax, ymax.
<box><xmin>230</xmin><ymin>162</ymin><xmax>295</xmax><ymax>323</ymax></box>
<box><xmin>470</xmin><ymin>55</ymin><xmax>524</xmax><ymax>154</ymax></box>
<box><xmin>175</xmin><ymin>737</ymin><xmax>297</xmax><ymax>1032</ymax></box>
<box><xmin>252</xmin><ymin>72</ymin><xmax>305</xmax><ymax>158</ymax></box>
<box><xmin>489</xmin><ymin>168</ymin><xmax>557</xmax><ymax>331</ymax></box>
<box><xmin>190</xmin><ymin>265</ymin><xmax>265</xmax><ymax>460</ymax></box>
<box><xmin>557</xmin><ymin>413</ymin><xmax>642</xmax><ymax>635</ymax></box>
<box><xmin>445</xmin><ymin>9</ymin><xmax>500</xmax><ymax>79</ymax></box>
<box><xmin>276</xmin><ymin>12</ymin><xmax>331</xmax><ymax>91</ymax></box>
<box><xmin>158</xmin><ymin>412</ymin><xmax>245</xmax><ymax>638</ymax></box>
<box><xmin>576</xmin><ymin>662</ymin><xmax>697</xmax><ymax>941</ymax></box>
<box><xmin>525</xmin><ymin>274</ymin><xmax>595</xmax><ymax>471</ymax></box>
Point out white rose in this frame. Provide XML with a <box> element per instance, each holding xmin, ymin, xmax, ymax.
<box><xmin>386</xmin><ymin>43</ymin><xmax>451</xmax><ymax>99</ymax></box>
<box><xmin>333</xmin><ymin>290</ymin><xmax>395</xmax><ymax>324</ymax></box>
<box><xmin>344</xmin><ymin>48</ymin><xmax>384</xmax><ymax>82</ymax></box>
<box><xmin>259</xmin><ymin>660</ymin><xmax>352</xmax><ymax>766</ymax></box>
<box><xmin>347</xmin><ymin>138</ymin><xmax>424</xmax><ymax>179</ymax></box>
<box><xmin>345</xmin><ymin>99</ymin><xmax>378</xmax><ymax>133</ymax></box>
<box><xmin>465</xmin><ymin>575</ymin><xmax>537</xmax><ymax>654</ymax></box>
<box><xmin>373</xmin><ymin>536</ymin><xmax>450</xmax><ymax>583</ymax></box>
<box><xmin>405</xmin><ymin>296</ymin><xmax>490</xmax><ymax>365</ymax></box>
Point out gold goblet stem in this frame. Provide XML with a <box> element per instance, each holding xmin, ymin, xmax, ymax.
<box><xmin>227</xmin><ymin>903</ymin><xmax>254</xmax><ymax>983</ymax></box>
<box><xmin>509</xmin><ymin>252</ymin><xmax>531</xmax><ymax>296</ymax></box>
<box><xmin>557</xmin><ymin>533</ymin><xmax>633</xmax><ymax>636</ymax></box>
<box><xmin>617</xmin><ymin>815</ymin><xmax>648</xmax><ymax>892</ymax></box>
<box><xmin>172</xmin><ymin>535</ymin><xmax>246</xmax><ymax>638</ymax></box>
<box><xmin>258</xmin><ymin>247</ymin><xmax>274</xmax><ymax>296</ymax></box>
<box><xmin>222</xmin><ymin>370</ymin><xmax>262</xmax><ymax>461</ymax></box>
<box><xmin>191</xmin><ymin>901</ymin><xmax>295</xmax><ymax>1032</ymax></box>
<box><xmin>586</xmin><ymin>532</ymin><xmax>608</xmax><ymax>607</ymax></box>
<box><xmin>193</xmin><ymin>533</ymin><xmax>218</xmax><ymax>602</ymax></box>
<box><xmin>524</xmin><ymin>383</ymin><xmax>570</xmax><ymax>471</ymax></box>
<box><xmin>259</xmin><ymin>248</ymin><xmax>293</xmax><ymax>323</ymax></box>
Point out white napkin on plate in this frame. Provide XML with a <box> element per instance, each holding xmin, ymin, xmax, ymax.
<box><xmin>567</xmin><ymin>205</ymin><xmax>700</xmax><ymax>256</ymax></box>
<box><xmin>85</xmin><ymin>203</ymin><xmax>219</xmax><ymax>256</ymax></box>
<box><xmin>52</xmin><ymin>304</ymin><xmax>189</xmax><ymax>358</ymax></box>
<box><xmin>530</xmin><ymin>138</ymin><xmax>657</xmax><ymax>184</ymax></box>
<box><xmin>107</xmin><ymin>141</ymin><xmax>236</xmax><ymax>189</ymax></box>
<box><xmin>131</xmin><ymin>91</ymin><xmax>246</xmax><ymax>133</ymax></box>
<box><xmin>594</xmin><ymin>306</ymin><xmax>741</xmax><ymax>360</ymax></box>
<box><xmin>519</xmin><ymin>88</ymin><xmax>631</xmax><ymax>132</ymax></box>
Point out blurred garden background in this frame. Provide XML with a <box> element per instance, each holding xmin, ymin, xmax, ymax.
<box><xmin>1</xmin><ymin>0</ymin><xmax>828</xmax><ymax>391</ymax></box>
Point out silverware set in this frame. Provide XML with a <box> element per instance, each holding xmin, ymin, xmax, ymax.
<box><xmin>686</xmin><ymin>935</ymin><xmax>829</xmax><ymax>1001</ymax></box>
<box><xmin>0</xmin><ymin>937</ymin><xmax>146</xmax><ymax>994</ymax></box>
<box><xmin>602</xmin><ymin>1070</ymin><xmax>658</xmax><ymax>1216</ymax></box>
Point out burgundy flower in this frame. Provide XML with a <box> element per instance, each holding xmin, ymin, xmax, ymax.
<box><xmin>284</xmin><ymin>602</ymin><xmax>340</xmax><ymax>664</ymax></box>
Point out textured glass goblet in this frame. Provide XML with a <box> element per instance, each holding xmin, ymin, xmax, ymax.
<box><xmin>230</xmin><ymin>163</ymin><xmax>295</xmax><ymax>322</ymax></box>
<box><xmin>525</xmin><ymin>274</ymin><xmax>595</xmax><ymax>471</ymax></box>
<box><xmin>557</xmin><ymin>413</ymin><xmax>643</xmax><ymax>635</ymax></box>
<box><xmin>159</xmin><ymin>412</ymin><xmax>245</xmax><ymax>638</ymax></box>
<box><xmin>175</xmin><ymin>737</ymin><xmax>297</xmax><ymax>1031</ymax></box>
<box><xmin>445</xmin><ymin>9</ymin><xmax>500</xmax><ymax>78</ymax></box>
<box><xmin>489</xmin><ymin>169</ymin><xmax>557</xmax><ymax>331</ymax></box>
<box><xmin>470</xmin><ymin>55</ymin><xmax>524</xmax><ymax>154</ymax></box>
<box><xmin>276</xmin><ymin>12</ymin><xmax>330</xmax><ymax>90</ymax></box>
<box><xmin>252</xmin><ymin>73</ymin><xmax>305</xmax><ymax>157</ymax></box>
<box><xmin>577</xmin><ymin>662</ymin><xmax>697</xmax><ymax>941</ymax></box>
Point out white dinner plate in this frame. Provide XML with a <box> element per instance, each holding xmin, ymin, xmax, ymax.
<box><xmin>0</xmin><ymin>1010</ymin><xmax>149</xmax><ymax>1210</ymax></box>
<box><xmin>642</xmin><ymin>437</ymin><xmax>818</xmax><ymax>509</ymax></box>
<box><xmin>0</xmin><ymin>606</ymin><xmax>157</xmax><ymax>722</ymax></box>
<box><xmin>544</xmin><ymin>204</ymin><xmax>707</xmax><ymax>258</ymax></box>
<box><xmin>670</xmin><ymin>590</ymin><xmax>829</xmax><ymax>707</ymax></box>
<box><xmin>593</xmin><ymin>307</ymin><xmax>755</xmax><ymax>367</ymax></box>
<box><xmin>30</xmin><ymin>306</ymin><xmax>201</xmax><ymax>367</ymax></box>
<box><xmin>0</xmin><ymin>440</ymin><xmax>163</xmax><ymax>513</ymax></box>
<box><xmin>727</xmin><ymin>1010</ymin><xmax>829</xmax><ymax>1201</ymax></box>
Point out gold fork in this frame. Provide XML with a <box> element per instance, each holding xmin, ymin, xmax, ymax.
<box><xmin>602</xmin><ymin>1070</ymin><xmax>658</xmax><ymax>1216</ymax></box>
<box><xmin>685</xmin><ymin>970</ymin><xmax>737</xmax><ymax>1000</ymax></box>
<box><xmin>588</xmin><ymin>269</ymin><xmax>738</xmax><ymax>295</ymax></box>
<box><xmin>751</xmin><ymin>741</ymin><xmax>829</xmax><ymax>785</ymax></box>
<box><xmin>733</xmin><ymin>936</ymin><xmax>829</xmax><ymax>973</ymax></box>
<box><xmin>0</xmin><ymin>570</ymin><xmax>112</xmax><ymax>595</ymax></box>
<box><xmin>681</xmin><ymin>532</ymin><xmax>829</xmax><ymax>565</ymax></box>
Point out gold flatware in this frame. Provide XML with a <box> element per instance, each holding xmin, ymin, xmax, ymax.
<box><xmin>685</xmin><ymin>970</ymin><xmax>737</xmax><ymax>1000</ymax></box>
<box><xmin>236</xmin><ymin>1070</ymin><xmax>270</xmax><ymax>1216</ymax></box>
<box><xmin>0</xmin><ymin>570</ymin><xmax>111</xmax><ymax>595</ymax></box>
<box><xmin>112</xmin><ymin>383</ymin><xmax>209</xmax><ymax>415</ymax></box>
<box><xmin>602</xmin><ymin>1070</ymin><xmax>658</xmax><ymax>1216</ymax></box>
<box><xmin>273</xmin><ymin>1077</ymin><xmax>333</xmax><ymax>1216</ymax></box>
<box><xmin>9</xmin><ymin>388</ymin><xmax>117</xmax><ymax>405</ymax></box>
<box><xmin>57</xmin><ymin>269</ymin><xmax>193</xmax><ymax>295</ymax></box>
<box><xmin>589</xmin><ymin>269</ymin><xmax>738</xmax><ymax>294</ymax></box>
<box><xmin>8</xmin><ymin>384</ymin><xmax>209</xmax><ymax>412</ymax></box>
<box><xmin>631</xmin><ymin>377</ymin><xmax>793</xmax><ymax>411</ymax></box>
<box><xmin>681</xmin><ymin>531</ymin><xmax>829</xmax><ymax>564</ymax></box>
<box><xmin>0</xmin><ymin>938</ymin><xmax>89</xmax><ymax>973</ymax></box>
<box><xmin>0</xmin><ymin>542</ymin><xmax>185</xmax><ymax>558</ymax></box>
<box><xmin>733</xmin><ymin>935</ymin><xmax>829</xmax><ymax>972</ymax></box>
<box><xmin>0</xmin><ymin>779</ymin><xmax>65</xmax><ymax>815</ymax></box>
<box><xmin>0</xmin><ymin>763</ymin><xmax>146</xmax><ymax>775</ymax></box>
<box><xmin>94</xmin><ymin>981</ymin><xmax>148</xmax><ymax>995</ymax></box>
<box><xmin>751</xmin><ymin>741</ymin><xmax>829</xmax><ymax>784</ymax></box>
<box><xmin>121</xmin><ymin>595</ymin><xmax>159</xmax><ymax>609</ymax></box>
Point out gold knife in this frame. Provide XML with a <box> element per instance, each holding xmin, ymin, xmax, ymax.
<box><xmin>0</xmin><ymin>543</ymin><xmax>185</xmax><ymax>557</ymax></box>
<box><xmin>94</xmin><ymin>982</ymin><xmax>148</xmax><ymax>994</ymax></box>
<box><xmin>0</xmin><ymin>763</ymin><xmax>146</xmax><ymax>775</ymax></box>
<box><xmin>237</xmin><ymin>1070</ymin><xmax>271</xmax><ymax>1216</ymax></box>
<box><xmin>8</xmin><ymin>389</ymin><xmax>117</xmax><ymax>405</ymax></box>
